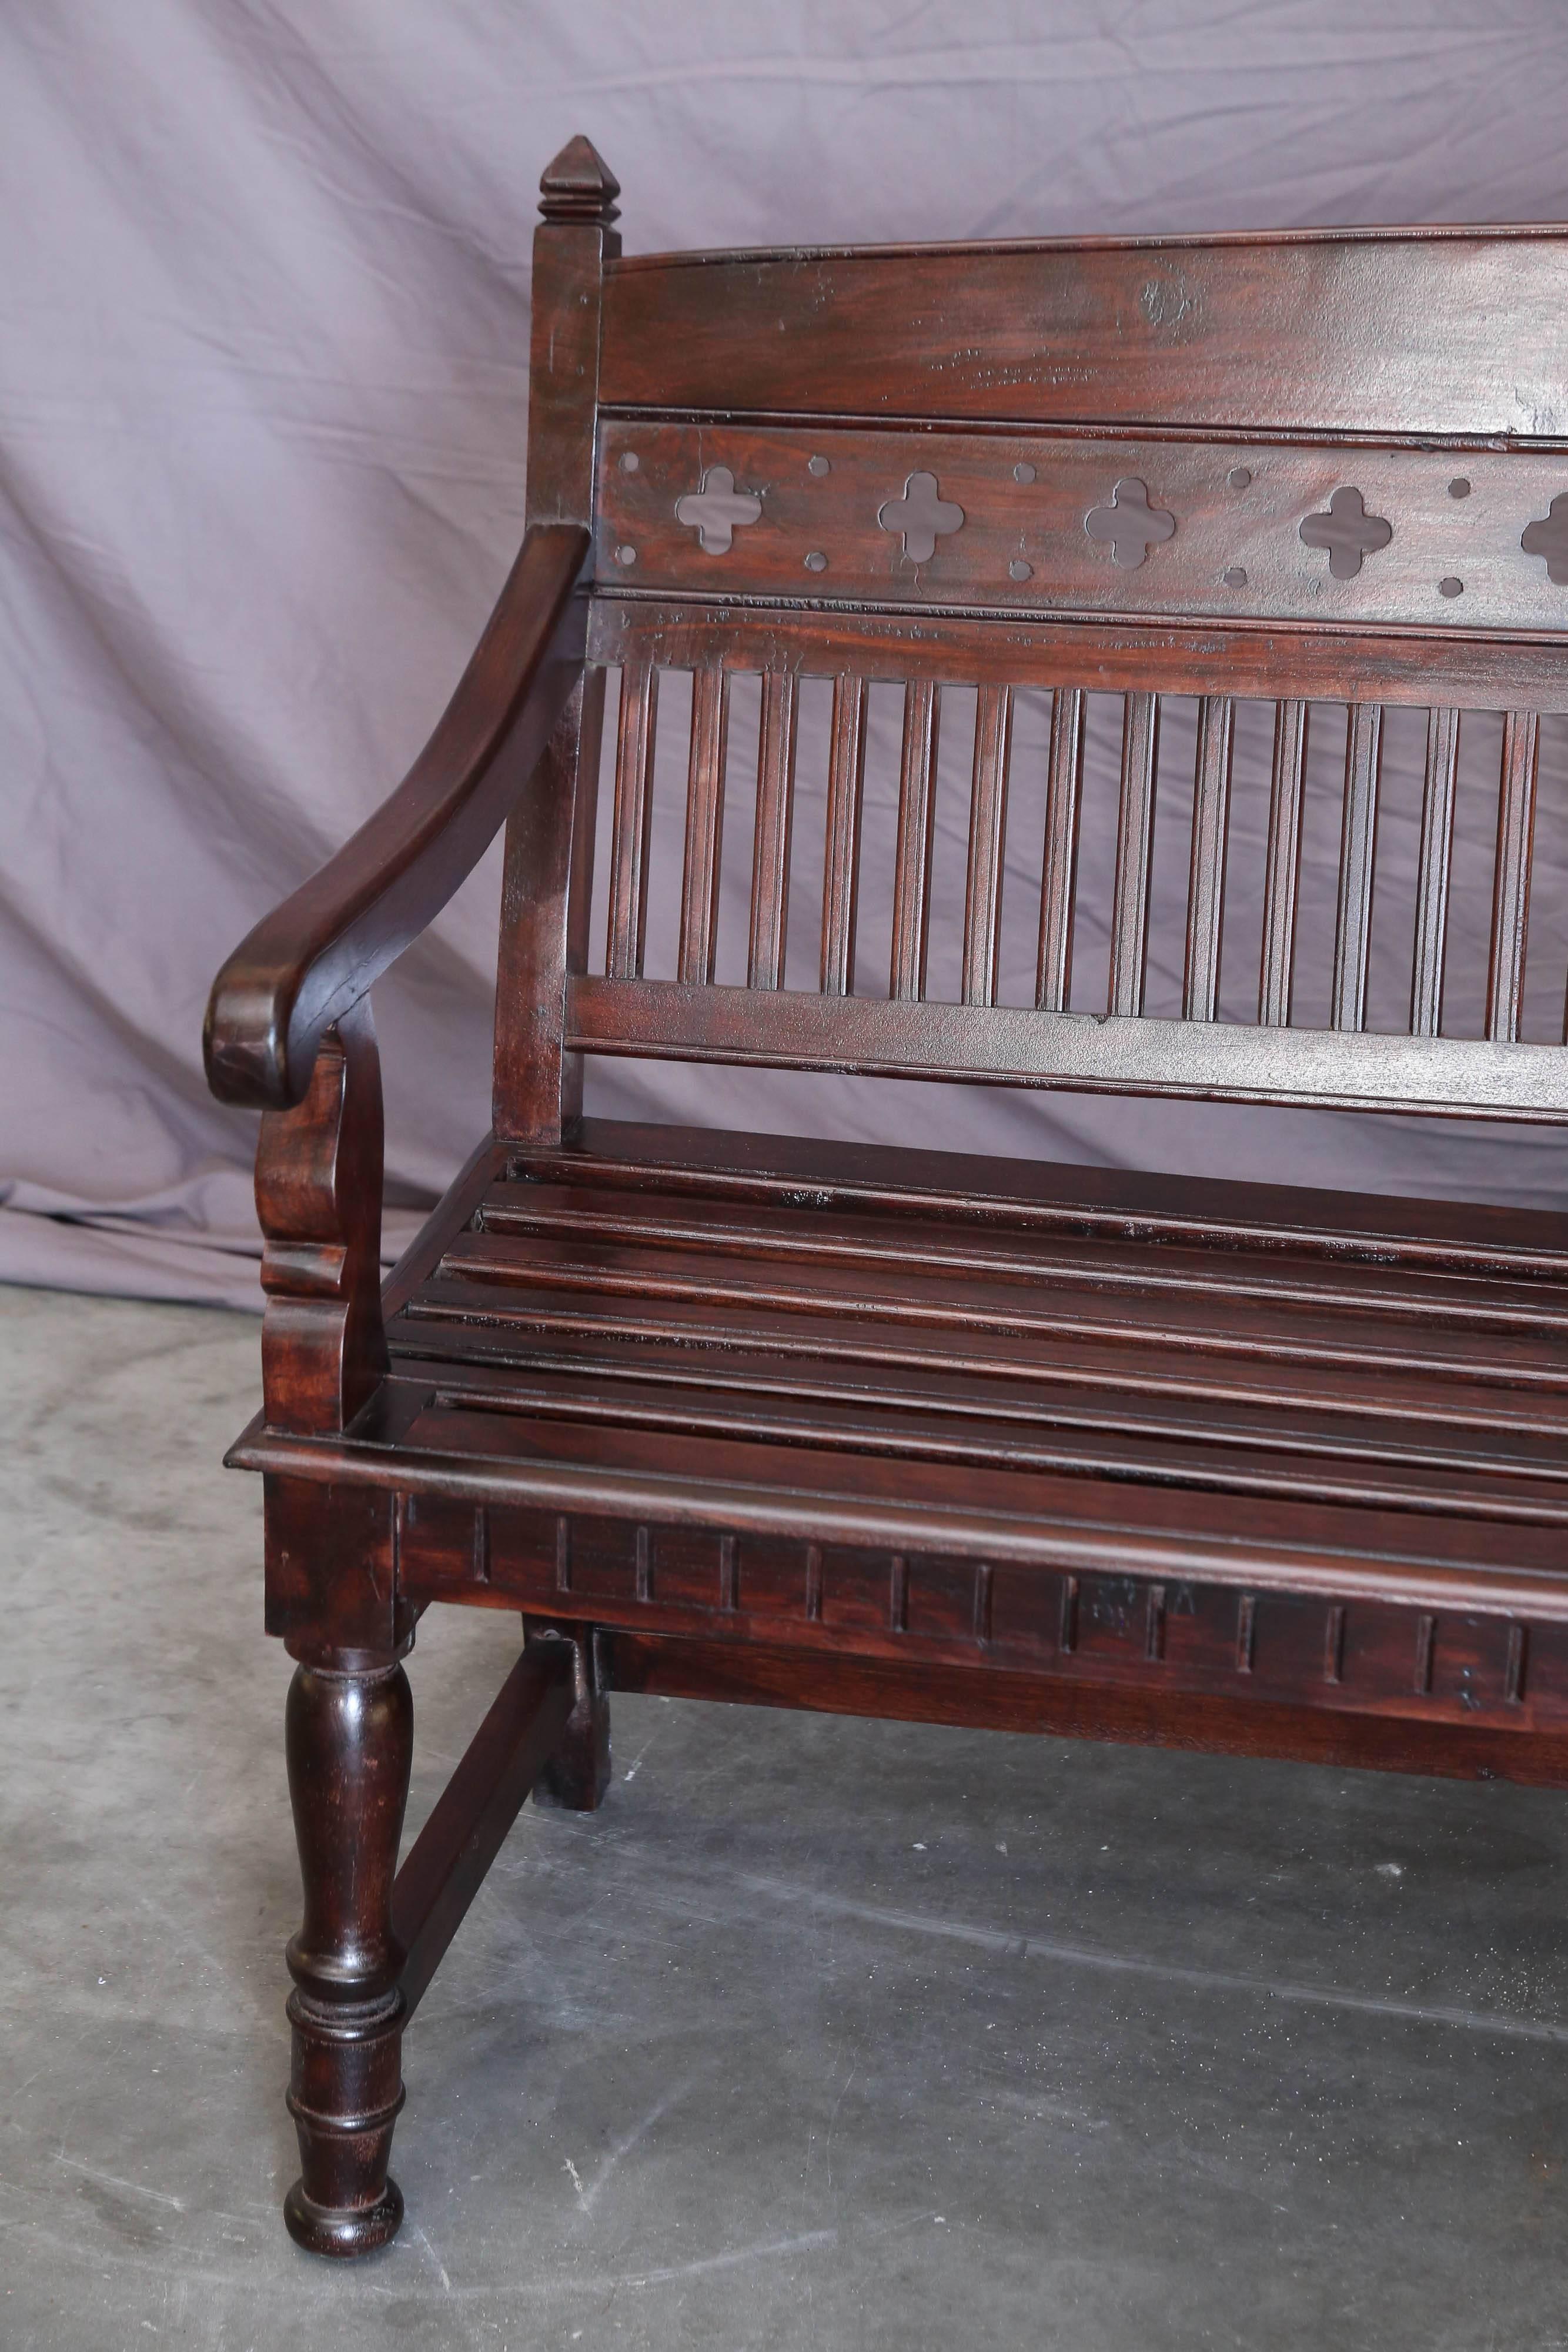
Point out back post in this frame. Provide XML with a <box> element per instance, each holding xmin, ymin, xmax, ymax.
<box><xmin>492</xmin><ymin>135</ymin><xmax>619</xmax><ymax>1141</ymax></box>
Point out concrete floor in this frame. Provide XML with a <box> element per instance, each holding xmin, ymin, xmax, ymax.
<box><xmin>5</xmin><ymin>1287</ymin><xmax>1568</xmax><ymax>2350</ymax></box>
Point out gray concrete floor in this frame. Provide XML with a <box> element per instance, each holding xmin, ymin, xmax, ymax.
<box><xmin>5</xmin><ymin>1286</ymin><xmax>1568</xmax><ymax>2350</ymax></box>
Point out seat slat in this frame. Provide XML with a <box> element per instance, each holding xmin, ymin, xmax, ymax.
<box><xmin>399</xmin><ymin>1276</ymin><xmax>1568</xmax><ymax>1441</ymax></box>
<box><xmin>507</xmin><ymin>1120</ymin><xmax>1568</xmax><ymax>1277</ymax></box>
<box><xmin>403</xmin><ymin>1362</ymin><xmax>1568</xmax><ymax>1526</ymax></box>
<box><xmin>434</xmin><ymin>1230</ymin><xmax>1568</xmax><ymax>1389</ymax></box>
<box><xmin>475</xmin><ymin>1181</ymin><xmax>1568</xmax><ymax>1332</ymax></box>
<box><xmin>386</xmin><ymin>1335</ymin><xmax>1568</xmax><ymax>1486</ymax></box>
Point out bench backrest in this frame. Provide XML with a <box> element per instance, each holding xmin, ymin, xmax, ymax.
<box><xmin>497</xmin><ymin>136</ymin><xmax>1568</xmax><ymax>1142</ymax></box>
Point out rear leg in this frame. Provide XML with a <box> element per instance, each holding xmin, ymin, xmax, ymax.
<box><xmin>523</xmin><ymin>1619</ymin><xmax>611</xmax><ymax>1810</ymax></box>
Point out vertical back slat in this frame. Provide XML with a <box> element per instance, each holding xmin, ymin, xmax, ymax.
<box><xmin>748</xmin><ymin>670</ymin><xmax>797</xmax><ymax>989</ymax></box>
<box><xmin>678</xmin><ymin>667</ymin><xmax>729</xmax><ymax>984</ymax></box>
<box><xmin>1331</xmin><ymin>703</ymin><xmax>1383</xmax><ymax>1031</ymax></box>
<box><xmin>1036</xmin><ymin>686</ymin><xmax>1083</xmax><ymax>1012</ymax></box>
<box><xmin>1410</xmin><ymin>706</ymin><xmax>1460</xmax><ymax>1038</ymax></box>
<box><xmin>1108</xmin><ymin>691</ymin><xmax>1159</xmax><ymax>1017</ymax></box>
<box><xmin>606</xmin><ymin>660</ymin><xmax>658</xmax><ymax>980</ymax></box>
<box><xmin>891</xmin><ymin>679</ymin><xmax>940</xmax><ymax>1001</ymax></box>
<box><xmin>1487</xmin><ymin>709</ymin><xmax>1540</xmax><ymax>1043</ymax></box>
<box><xmin>962</xmin><ymin>685</ymin><xmax>1014</xmax><ymax>1007</ymax></box>
<box><xmin>1258</xmin><ymin>700</ymin><xmax>1308</xmax><ymax>1026</ymax></box>
<box><xmin>1183</xmin><ymin>693</ymin><xmax>1233</xmax><ymax>1021</ymax></box>
<box><xmin>821</xmin><ymin>674</ymin><xmax>868</xmax><ymax>995</ymax></box>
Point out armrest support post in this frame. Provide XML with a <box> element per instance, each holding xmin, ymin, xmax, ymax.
<box><xmin>257</xmin><ymin>996</ymin><xmax>387</xmax><ymax>1436</ymax></box>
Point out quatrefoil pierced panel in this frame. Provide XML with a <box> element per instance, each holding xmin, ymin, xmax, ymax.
<box><xmin>1084</xmin><ymin>479</ymin><xmax>1176</xmax><ymax>568</ymax></box>
<box><xmin>877</xmin><ymin>472</ymin><xmax>965</xmax><ymax>563</ymax></box>
<box><xmin>674</xmin><ymin>465</ymin><xmax>763</xmax><ymax>554</ymax></box>
<box><xmin>1299</xmin><ymin>486</ymin><xmax>1394</xmax><ymax>579</ymax></box>
<box><xmin>597</xmin><ymin>419</ymin><xmax>1568</xmax><ymax>630</ymax></box>
<box><xmin>1522</xmin><ymin>495</ymin><xmax>1568</xmax><ymax>586</ymax></box>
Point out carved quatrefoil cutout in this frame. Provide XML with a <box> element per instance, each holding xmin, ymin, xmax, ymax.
<box><xmin>1522</xmin><ymin>495</ymin><xmax>1568</xmax><ymax>586</ymax></box>
<box><xmin>1084</xmin><ymin>479</ymin><xmax>1176</xmax><ymax>567</ymax></box>
<box><xmin>1299</xmin><ymin>486</ymin><xmax>1393</xmax><ymax>579</ymax></box>
<box><xmin>674</xmin><ymin>465</ymin><xmax>763</xmax><ymax>554</ymax></box>
<box><xmin>878</xmin><ymin>472</ymin><xmax>965</xmax><ymax>563</ymax></box>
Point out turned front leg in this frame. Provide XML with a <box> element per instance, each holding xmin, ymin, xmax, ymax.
<box><xmin>283</xmin><ymin>1655</ymin><xmax>413</xmax><ymax>2257</ymax></box>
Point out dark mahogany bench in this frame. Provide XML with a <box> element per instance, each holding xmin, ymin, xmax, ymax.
<box><xmin>205</xmin><ymin>137</ymin><xmax>1568</xmax><ymax>2255</ymax></box>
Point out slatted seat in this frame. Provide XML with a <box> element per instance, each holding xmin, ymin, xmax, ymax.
<box><xmin>240</xmin><ymin>1118</ymin><xmax>1568</xmax><ymax>1590</ymax></box>
<box><xmin>204</xmin><ymin>138</ymin><xmax>1568</xmax><ymax>2259</ymax></box>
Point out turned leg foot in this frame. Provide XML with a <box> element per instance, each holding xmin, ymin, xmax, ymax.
<box><xmin>282</xmin><ymin>1654</ymin><xmax>413</xmax><ymax>2257</ymax></box>
<box><xmin>524</xmin><ymin>1619</ymin><xmax>611</xmax><ymax>1810</ymax></box>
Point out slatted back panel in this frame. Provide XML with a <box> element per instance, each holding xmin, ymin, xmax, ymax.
<box><xmin>564</xmin><ymin>229</ymin><xmax>1568</xmax><ymax>1120</ymax></box>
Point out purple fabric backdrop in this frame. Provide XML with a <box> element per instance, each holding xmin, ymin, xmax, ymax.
<box><xmin>5</xmin><ymin>1</ymin><xmax>1568</xmax><ymax>1311</ymax></box>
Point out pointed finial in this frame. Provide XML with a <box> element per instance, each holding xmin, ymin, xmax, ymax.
<box><xmin>539</xmin><ymin>135</ymin><xmax>620</xmax><ymax>225</ymax></box>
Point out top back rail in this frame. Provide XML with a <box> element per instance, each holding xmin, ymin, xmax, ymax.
<box><xmin>514</xmin><ymin>183</ymin><xmax>1568</xmax><ymax>1129</ymax></box>
<box><xmin>599</xmin><ymin>230</ymin><xmax>1568</xmax><ymax>440</ymax></box>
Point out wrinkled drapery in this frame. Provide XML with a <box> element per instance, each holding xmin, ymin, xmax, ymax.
<box><xmin>5</xmin><ymin>2</ymin><xmax>1568</xmax><ymax>1310</ymax></box>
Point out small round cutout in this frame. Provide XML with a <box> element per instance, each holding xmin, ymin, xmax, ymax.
<box><xmin>1439</xmin><ymin>575</ymin><xmax>1463</xmax><ymax>597</ymax></box>
<box><xmin>1228</xmin><ymin>467</ymin><xmax>1252</xmax><ymax>489</ymax></box>
<box><xmin>614</xmin><ymin>543</ymin><xmax>637</xmax><ymax>566</ymax></box>
<box><xmin>1223</xmin><ymin>565</ymin><xmax>1248</xmax><ymax>588</ymax></box>
<box><xmin>1448</xmin><ymin>477</ymin><xmax>1471</xmax><ymax>499</ymax></box>
<box><xmin>1012</xmin><ymin>462</ymin><xmax>1036</xmax><ymax>485</ymax></box>
<box><xmin>1008</xmin><ymin>557</ymin><xmax>1033</xmax><ymax>581</ymax></box>
<box><xmin>618</xmin><ymin>451</ymin><xmax>640</xmax><ymax>473</ymax></box>
<box><xmin>807</xmin><ymin>455</ymin><xmax>831</xmax><ymax>477</ymax></box>
<box><xmin>804</xmin><ymin>550</ymin><xmax>828</xmax><ymax>573</ymax></box>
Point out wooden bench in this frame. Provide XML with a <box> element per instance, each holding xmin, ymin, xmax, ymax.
<box><xmin>205</xmin><ymin>136</ymin><xmax>1568</xmax><ymax>2256</ymax></box>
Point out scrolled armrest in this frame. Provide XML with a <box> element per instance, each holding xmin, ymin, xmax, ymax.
<box><xmin>204</xmin><ymin>520</ymin><xmax>591</xmax><ymax>1111</ymax></box>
